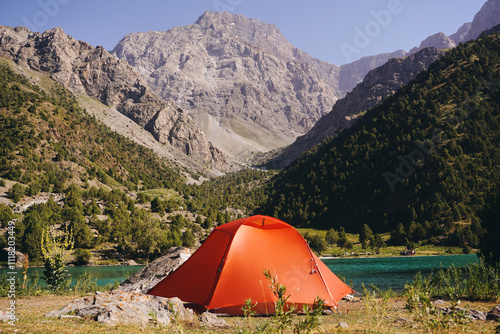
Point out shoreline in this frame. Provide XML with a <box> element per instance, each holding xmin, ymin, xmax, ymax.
<box><xmin>1</xmin><ymin>253</ymin><xmax>477</xmax><ymax>269</ymax></box>
<box><xmin>319</xmin><ymin>253</ymin><xmax>478</xmax><ymax>260</ymax></box>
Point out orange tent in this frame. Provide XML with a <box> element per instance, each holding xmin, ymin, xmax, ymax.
<box><xmin>147</xmin><ymin>215</ymin><xmax>354</xmax><ymax>314</ymax></box>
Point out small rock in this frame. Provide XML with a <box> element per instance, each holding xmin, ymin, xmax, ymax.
<box><xmin>0</xmin><ymin>310</ymin><xmax>17</xmax><ymax>322</ymax></box>
<box><xmin>338</xmin><ymin>321</ymin><xmax>348</xmax><ymax>328</ymax></box>
<box><xmin>123</xmin><ymin>259</ymin><xmax>139</xmax><ymax>266</ymax></box>
<box><xmin>468</xmin><ymin>310</ymin><xmax>487</xmax><ymax>321</ymax></box>
<box><xmin>342</xmin><ymin>294</ymin><xmax>355</xmax><ymax>302</ymax></box>
<box><xmin>199</xmin><ymin>312</ymin><xmax>229</xmax><ymax>328</ymax></box>
<box><xmin>438</xmin><ymin>306</ymin><xmax>487</xmax><ymax>321</ymax></box>
<box><xmin>0</xmin><ymin>248</ymin><xmax>25</xmax><ymax>267</ymax></box>
<box><xmin>433</xmin><ymin>299</ymin><xmax>445</xmax><ymax>305</ymax></box>
<box><xmin>438</xmin><ymin>307</ymin><xmax>452</xmax><ymax>315</ymax></box>
<box><xmin>487</xmin><ymin>304</ymin><xmax>500</xmax><ymax>320</ymax></box>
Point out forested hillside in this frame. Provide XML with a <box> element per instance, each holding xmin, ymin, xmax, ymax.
<box><xmin>258</xmin><ymin>33</ymin><xmax>500</xmax><ymax>248</ymax></box>
<box><xmin>0</xmin><ymin>58</ymin><xmax>271</xmax><ymax>263</ymax></box>
<box><xmin>0</xmin><ymin>59</ymin><xmax>184</xmax><ymax>193</ymax></box>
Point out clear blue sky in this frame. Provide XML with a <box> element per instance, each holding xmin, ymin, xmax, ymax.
<box><xmin>0</xmin><ymin>0</ymin><xmax>486</xmax><ymax>65</ymax></box>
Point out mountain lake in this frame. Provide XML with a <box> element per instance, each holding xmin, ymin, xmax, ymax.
<box><xmin>1</xmin><ymin>254</ymin><xmax>478</xmax><ymax>293</ymax></box>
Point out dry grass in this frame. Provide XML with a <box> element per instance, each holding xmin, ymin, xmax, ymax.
<box><xmin>0</xmin><ymin>295</ymin><xmax>497</xmax><ymax>333</ymax></box>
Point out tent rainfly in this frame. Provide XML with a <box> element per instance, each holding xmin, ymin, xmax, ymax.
<box><xmin>147</xmin><ymin>215</ymin><xmax>354</xmax><ymax>314</ymax></box>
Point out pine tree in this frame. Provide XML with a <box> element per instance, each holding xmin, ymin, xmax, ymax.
<box><xmin>359</xmin><ymin>224</ymin><xmax>373</xmax><ymax>249</ymax></box>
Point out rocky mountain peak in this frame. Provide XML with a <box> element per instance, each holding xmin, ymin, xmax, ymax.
<box><xmin>113</xmin><ymin>11</ymin><xmax>408</xmax><ymax>162</ymax></box>
<box><xmin>113</xmin><ymin>12</ymin><xmax>339</xmax><ymax>160</ymax></box>
<box><xmin>410</xmin><ymin>32</ymin><xmax>456</xmax><ymax>54</ymax></box>
<box><xmin>466</xmin><ymin>0</ymin><xmax>500</xmax><ymax>40</ymax></box>
<box><xmin>196</xmin><ymin>10</ymin><xmax>276</xmax><ymax>30</ymax></box>
<box><xmin>195</xmin><ymin>11</ymin><xmax>279</xmax><ymax>38</ymax></box>
<box><xmin>411</xmin><ymin>0</ymin><xmax>500</xmax><ymax>54</ymax></box>
<box><xmin>195</xmin><ymin>11</ymin><xmax>309</xmax><ymax>64</ymax></box>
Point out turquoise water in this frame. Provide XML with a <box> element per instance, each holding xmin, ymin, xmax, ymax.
<box><xmin>2</xmin><ymin>255</ymin><xmax>478</xmax><ymax>291</ymax></box>
<box><xmin>2</xmin><ymin>265</ymin><xmax>145</xmax><ymax>287</ymax></box>
<box><xmin>323</xmin><ymin>254</ymin><xmax>479</xmax><ymax>293</ymax></box>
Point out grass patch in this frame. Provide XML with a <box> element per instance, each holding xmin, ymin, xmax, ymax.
<box><xmin>141</xmin><ymin>188</ymin><xmax>182</xmax><ymax>201</ymax></box>
<box><xmin>1</xmin><ymin>294</ymin><xmax>497</xmax><ymax>333</ymax></box>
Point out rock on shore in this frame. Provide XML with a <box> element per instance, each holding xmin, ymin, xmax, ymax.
<box><xmin>44</xmin><ymin>290</ymin><xmax>194</xmax><ymax>326</ymax></box>
<box><xmin>119</xmin><ymin>246</ymin><xmax>191</xmax><ymax>293</ymax></box>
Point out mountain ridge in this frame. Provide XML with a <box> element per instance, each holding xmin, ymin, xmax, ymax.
<box><xmin>271</xmin><ymin>0</ymin><xmax>500</xmax><ymax>168</ymax></box>
<box><xmin>269</xmin><ymin>47</ymin><xmax>446</xmax><ymax>168</ymax></box>
<box><xmin>112</xmin><ymin>11</ymin><xmax>409</xmax><ymax>162</ymax></box>
<box><xmin>0</xmin><ymin>25</ymin><xmax>228</xmax><ymax>175</ymax></box>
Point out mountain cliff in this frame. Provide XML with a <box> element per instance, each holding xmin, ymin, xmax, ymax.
<box><xmin>112</xmin><ymin>11</ymin><xmax>407</xmax><ymax>160</ymax></box>
<box><xmin>0</xmin><ymin>25</ymin><xmax>228</xmax><ymax>174</ymax></box>
<box><xmin>269</xmin><ymin>47</ymin><xmax>445</xmax><ymax>168</ymax></box>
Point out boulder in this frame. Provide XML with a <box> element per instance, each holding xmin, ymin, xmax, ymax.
<box><xmin>342</xmin><ymin>294</ymin><xmax>355</xmax><ymax>302</ymax></box>
<box><xmin>199</xmin><ymin>312</ymin><xmax>229</xmax><ymax>328</ymax></box>
<box><xmin>44</xmin><ymin>290</ymin><xmax>195</xmax><ymax>326</ymax></box>
<box><xmin>119</xmin><ymin>247</ymin><xmax>191</xmax><ymax>293</ymax></box>
<box><xmin>487</xmin><ymin>304</ymin><xmax>500</xmax><ymax>320</ymax></box>
<box><xmin>338</xmin><ymin>322</ymin><xmax>349</xmax><ymax>328</ymax></box>
<box><xmin>123</xmin><ymin>259</ymin><xmax>139</xmax><ymax>266</ymax></box>
<box><xmin>0</xmin><ymin>310</ymin><xmax>17</xmax><ymax>322</ymax></box>
<box><xmin>439</xmin><ymin>307</ymin><xmax>487</xmax><ymax>321</ymax></box>
<box><xmin>0</xmin><ymin>248</ymin><xmax>25</xmax><ymax>267</ymax></box>
<box><xmin>468</xmin><ymin>309</ymin><xmax>487</xmax><ymax>321</ymax></box>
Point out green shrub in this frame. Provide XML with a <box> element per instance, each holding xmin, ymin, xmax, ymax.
<box><xmin>0</xmin><ymin>203</ymin><xmax>14</xmax><ymax>227</ymax></box>
<box><xmin>73</xmin><ymin>271</ymin><xmax>99</xmax><ymax>294</ymax></box>
<box><xmin>7</xmin><ymin>183</ymin><xmax>25</xmax><ymax>203</ymax></box>
<box><xmin>409</xmin><ymin>260</ymin><xmax>500</xmax><ymax>302</ymax></box>
<box><xmin>74</xmin><ymin>248</ymin><xmax>92</xmax><ymax>266</ymax></box>
<box><xmin>41</xmin><ymin>229</ymin><xmax>74</xmax><ymax>292</ymax></box>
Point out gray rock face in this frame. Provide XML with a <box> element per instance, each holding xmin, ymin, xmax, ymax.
<box><xmin>113</xmin><ymin>11</ymin><xmax>407</xmax><ymax>159</ymax></box>
<box><xmin>410</xmin><ymin>32</ymin><xmax>456</xmax><ymax>54</ymax></box>
<box><xmin>450</xmin><ymin>22</ymin><xmax>473</xmax><ymax>45</ymax></box>
<box><xmin>0</xmin><ymin>25</ymin><xmax>227</xmax><ymax>172</ymax></box>
<box><xmin>338</xmin><ymin>50</ymin><xmax>407</xmax><ymax>93</ymax></box>
<box><xmin>464</xmin><ymin>0</ymin><xmax>500</xmax><ymax>41</ymax></box>
<box><xmin>113</xmin><ymin>12</ymin><xmax>339</xmax><ymax>157</ymax></box>
<box><xmin>443</xmin><ymin>0</ymin><xmax>500</xmax><ymax>45</ymax></box>
<box><xmin>270</xmin><ymin>47</ymin><xmax>445</xmax><ymax>168</ymax></box>
<box><xmin>119</xmin><ymin>247</ymin><xmax>191</xmax><ymax>294</ymax></box>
